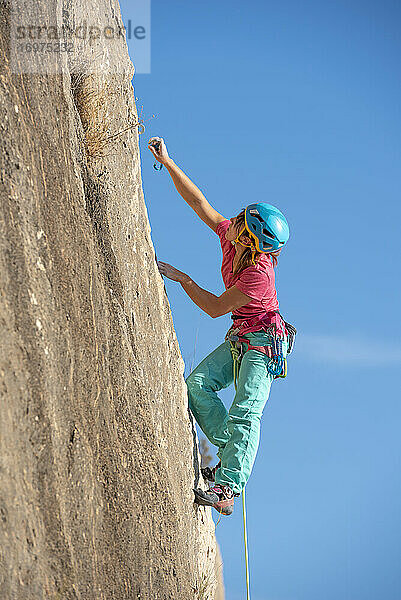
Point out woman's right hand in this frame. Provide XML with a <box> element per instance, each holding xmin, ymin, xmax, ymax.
<box><xmin>148</xmin><ymin>137</ymin><xmax>170</xmax><ymax>165</ymax></box>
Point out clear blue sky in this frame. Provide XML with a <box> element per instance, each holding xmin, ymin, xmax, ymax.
<box><xmin>120</xmin><ymin>1</ymin><xmax>401</xmax><ymax>598</ymax></box>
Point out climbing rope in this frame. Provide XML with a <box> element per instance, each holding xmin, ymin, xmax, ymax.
<box><xmin>229</xmin><ymin>340</ymin><xmax>251</xmax><ymax>600</ymax></box>
<box><xmin>242</xmin><ymin>487</ymin><xmax>250</xmax><ymax>600</ymax></box>
<box><xmin>190</xmin><ymin>331</ymin><xmax>251</xmax><ymax>597</ymax></box>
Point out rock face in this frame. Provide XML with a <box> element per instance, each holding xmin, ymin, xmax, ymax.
<box><xmin>0</xmin><ymin>1</ymin><xmax>224</xmax><ymax>598</ymax></box>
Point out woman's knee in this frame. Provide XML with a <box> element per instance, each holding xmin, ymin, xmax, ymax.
<box><xmin>185</xmin><ymin>370</ymin><xmax>203</xmax><ymax>391</ymax></box>
<box><xmin>185</xmin><ymin>373</ymin><xmax>208</xmax><ymax>411</ymax></box>
<box><xmin>228</xmin><ymin>411</ymin><xmax>262</xmax><ymax>427</ymax></box>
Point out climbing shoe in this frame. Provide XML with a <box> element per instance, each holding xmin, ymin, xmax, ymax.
<box><xmin>201</xmin><ymin>460</ymin><xmax>221</xmax><ymax>483</ymax></box>
<box><xmin>193</xmin><ymin>484</ymin><xmax>235</xmax><ymax>516</ymax></box>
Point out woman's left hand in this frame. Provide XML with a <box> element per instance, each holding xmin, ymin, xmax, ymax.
<box><xmin>157</xmin><ymin>261</ymin><xmax>189</xmax><ymax>283</ymax></box>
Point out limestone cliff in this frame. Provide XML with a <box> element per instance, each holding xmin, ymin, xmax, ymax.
<box><xmin>0</xmin><ymin>1</ymin><xmax>224</xmax><ymax>598</ymax></box>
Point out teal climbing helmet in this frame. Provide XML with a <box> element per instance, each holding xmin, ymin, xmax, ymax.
<box><xmin>242</xmin><ymin>203</ymin><xmax>290</xmax><ymax>253</ymax></box>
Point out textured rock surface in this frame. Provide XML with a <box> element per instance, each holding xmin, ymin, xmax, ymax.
<box><xmin>0</xmin><ymin>1</ymin><xmax>223</xmax><ymax>598</ymax></box>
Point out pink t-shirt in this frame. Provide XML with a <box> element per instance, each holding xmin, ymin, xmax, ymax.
<box><xmin>215</xmin><ymin>219</ymin><xmax>279</xmax><ymax>325</ymax></box>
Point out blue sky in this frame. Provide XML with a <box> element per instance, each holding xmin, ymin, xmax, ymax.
<box><xmin>119</xmin><ymin>1</ymin><xmax>401</xmax><ymax>598</ymax></box>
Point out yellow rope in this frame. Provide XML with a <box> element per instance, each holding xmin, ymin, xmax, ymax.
<box><xmin>242</xmin><ymin>489</ymin><xmax>251</xmax><ymax>600</ymax></box>
<box><xmin>230</xmin><ymin>341</ymin><xmax>251</xmax><ymax>600</ymax></box>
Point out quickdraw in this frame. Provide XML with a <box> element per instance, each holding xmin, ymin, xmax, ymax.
<box><xmin>149</xmin><ymin>139</ymin><xmax>164</xmax><ymax>170</ymax></box>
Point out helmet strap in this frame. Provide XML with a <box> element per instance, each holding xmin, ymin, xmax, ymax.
<box><xmin>233</xmin><ymin>226</ymin><xmax>259</xmax><ymax>266</ymax></box>
<box><xmin>234</xmin><ymin>226</ymin><xmax>257</xmax><ymax>251</ymax></box>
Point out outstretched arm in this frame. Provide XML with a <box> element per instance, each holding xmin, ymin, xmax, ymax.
<box><xmin>148</xmin><ymin>137</ymin><xmax>226</xmax><ymax>232</ymax></box>
<box><xmin>157</xmin><ymin>261</ymin><xmax>252</xmax><ymax>318</ymax></box>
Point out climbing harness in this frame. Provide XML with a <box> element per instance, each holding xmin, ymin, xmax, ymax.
<box><xmin>226</xmin><ymin>311</ymin><xmax>296</xmax><ymax>380</ymax></box>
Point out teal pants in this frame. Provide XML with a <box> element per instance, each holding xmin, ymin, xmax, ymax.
<box><xmin>186</xmin><ymin>329</ymin><xmax>287</xmax><ymax>495</ymax></box>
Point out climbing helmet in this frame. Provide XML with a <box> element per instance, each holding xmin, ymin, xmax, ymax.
<box><xmin>236</xmin><ymin>203</ymin><xmax>290</xmax><ymax>253</ymax></box>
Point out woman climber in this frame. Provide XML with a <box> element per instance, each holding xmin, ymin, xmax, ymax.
<box><xmin>149</xmin><ymin>137</ymin><xmax>293</xmax><ymax>516</ymax></box>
